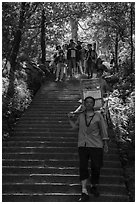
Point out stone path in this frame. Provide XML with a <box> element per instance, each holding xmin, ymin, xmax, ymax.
<box><xmin>2</xmin><ymin>78</ymin><xmax>129</xmax><ymax>202</ymax></box>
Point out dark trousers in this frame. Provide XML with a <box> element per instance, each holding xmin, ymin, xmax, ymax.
<box><xmin>68</xmin><ymin>58</ymin><xmax>76</xmax><ymax>76</ymax></box>
<box><xmin>86</xmin><ymin>60</ymin><xmax>96</xmax><ymax>78</ymax></box>
<box><xmin>78</xmin><ymin>147</ymin><xmax>103</xmax><ymax>185</ymax></box>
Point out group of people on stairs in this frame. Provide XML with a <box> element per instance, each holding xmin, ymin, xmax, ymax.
<box><xmin>67</xmin><ymin>61</ymin><xmax>112</xmax><ymax>201</ymax></box>
<box><xmin>51</xmin><ymin>39</ymin><xmax>109</xmax><ymax>82</ymax></box>
<box><xmin>63</xmin><ymin>40</ymin><xmax>112</xmax><ymax>202</ymax></box>
<box><xmin>50</xmin><ymin>39</ymin><xmax>114</xmax><ymax>202</ymax></box>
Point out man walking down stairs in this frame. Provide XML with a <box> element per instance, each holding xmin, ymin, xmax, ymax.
<box><xmin>2</xmin><ymin>79</ymin><xmax>129</xmax><ymax>202</ymax></box>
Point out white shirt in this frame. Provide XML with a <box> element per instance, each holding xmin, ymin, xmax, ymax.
<box><xmin>77</xmin><ymin>111</ymin><xmax>109</xmax><ymax>148</ymax></box>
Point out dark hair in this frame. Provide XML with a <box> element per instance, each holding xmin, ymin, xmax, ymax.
<box><xmin>56</xmin><ymin>45</ymin><xmax>61</xmax><ymax>50</ymax></box>
<box><xmin>84</xmin><ymin>96</ymin><xmax>95</xmax><ymax>106</ymax></box>
<box><xmin>77</xmin><ymin>41</ymin><xmax>82</xmax><ymax>44</ymax></box>
<box><xmin>59</xmin><ymin>49</ymin><xmax>63</xmax><ymax>53</ymax></box>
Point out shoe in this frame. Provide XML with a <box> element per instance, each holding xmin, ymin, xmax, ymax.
<box><xmin>90</xmin><ymin>186</ymin><xmax>100</xmax><ymax>197</ymax></box>
<box><xmin>78</xmin><ymin>193</ymin><xmax>89</xmax><ymax>202</ymax></box>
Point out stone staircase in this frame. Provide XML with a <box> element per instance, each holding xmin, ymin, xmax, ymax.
<box><xmin>2</xmin><ymin>78</ymin><xmax>129</xmax><ymax>202</ymax></box>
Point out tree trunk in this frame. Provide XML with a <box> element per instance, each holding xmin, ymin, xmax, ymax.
<box><xmin>3</xmin><ymin>2</ymin><xmax>26</xmax><ymax>111</ymax></box>
<box><xmin>70</xmin><ymin>17</ymin><xmax>78</xmax><ymax>42</ymax></box>
<box><xmin>10</xmin><ymin>3</ymin><xmax>26</xmax><ymax>68</ymax></box>
<box><xmin>41</xmin><ymin>9</ymin><xmax>46</xmax><ymax>64</ymax></box>
<box><xmin>130</xmin><ymin>3</ymin><xmax>134</xmax><ymax>71</ymax></box>
<box><xmin>114</xmin><ymin>33</ymin><xmax>119</xmax><ymax>73</ymax></box>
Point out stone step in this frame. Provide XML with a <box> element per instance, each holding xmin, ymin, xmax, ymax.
<box><xmin>26</xmin><ymin>101</ymin><xmax>78</xmax><ymax>105</ymax></box>
<box><xmin>21</xmin><ymin>115</ymin><xmax>70</xmax><ymax>119</ymax></box>
<box><xmin>27</xmin><ymin>103</ymin><xmax>78</xmax><ymax>106</ymax></box>
<box><xmin>14</xmin><ymin>127</ymin><xmax>77</xmax><ymax>132</ymax></box>
<box><xmin>2</xmin><ymin>157</ymin><xmax>121</xmax><ymax>168</ymax></box>
<box><xmin>28</xmin><ymin>104</ymin><xmax>79</xmax><ymax>107</ymax></box>
<box><xmin>2</xmin><ymin>151</ymin><xmax>119</xmax><ymax>163</ymax></box>
<box><xmin>34</xmin><ymin>92</ymin><xmax>80</xmax><ymax>96</ymax></box>
<box><xmin>23</xmin><ymin>110</ymin><xmax>71</xmax><ymax>113</ymax></box>
<box><xmin>13</xmin><ymin>129</ymin><xmax>76</xmax><ymax>133</ymax></box>
<box><xmin>2</xmin><ymin>142</ymin><xmax>116</xmax><ymax>151</ymax></box>
<box><xmin>25</xmin><ymin>109</ymin><xmax>74</xmax><ymax>113</ymax></box>
<box><xmin>21</xmin><ymin>114</ymin><xmax>70</xmax><ymax>117</ymax></box>
<box><xmin>15</xmin><ymin>124</ymin><xmax>72</xmax><ymax>129</ymax></box>
<box><xmin>2</xmin><ymin>193</ymin><xmax>129</xmax><ymax>202</ymax></box>
<box><xmin>2</xmin><ymin>142</ymin><xmax>119</xmax><ymax>152</ymax></box>
<box><xmin>27</xmin><ymin>107</ymin><xmax>77</xmax><ymax>111</ymax></box>
<box><xmin>14</xmin><ymin>129</ymin><xmax>75</xmax><ymax>133</ymax></box>
<box><xmin>15</xmin><ymin>122</ymin><xmax>71</xmax><ymax>126</ymax></box>
<box><xmin>2</xmin><ymin>154</ymin><xmax>81</xmax><ymax>162</ymax></box>
<box><xmin>28</xmin><ymin>107</ymin><xmax>78</xmax><ymax>110</ymax></box>
<box><xmin>31</xmin><ymin>101</ymin><xmax>80</xmax><ymax>104</ymax></box>
<box><xmin>13</xmin><ymin>131</ymin><xmax>78</xmax><ymax>136</ymax></box>
<box><xmin>21</xmin><ymin>114</ymin><xmax>76</xmax><ymax>118</ymax></box>
<box><xmin>4</xmin><ymin>136</ymin><xmax>78</xmax><ymax>142</ymax></box>
<box><xmin>3</xmin><ymin>166</ymin><xmax>123</xmax><ymax>176</ymax></box>
<box><xmin>2</xmin><ymin>183</ymin><xmax>127</xmax><ymax>195</ymax></box>
<box><xmin>16</xmin><ymin>122</ymin><xmax>70</xmax><ymax>126</ymax></box>
<box><xmin>3</xmin><ymin>141</ymin><xmax>78</xmax><ymax>148</ymax></box>
<box><xmin>38</xmin><ymin>96</ymin><xmax>80</xmax><ymax>99</ymax></box>
<box><xmin>16</xmin><ymin>120</ymin><xmax>71</xmax><ymax>124</ymax></box>
<box><xmin>3</xmin><ymin>79</ymin><xmax>129</xmax><ymax>202</ymax></box>
<box><xmin>2</xmin><ymin>174</ymin><xmax>125</xmax><ymax>185</ymax></box>
<box><xmin>18</xmin><ymin>118</ymin><xmax>71</xmax><ymax>122</ymax></box>
<box><xmin>4</xmin><ymin>136</ymin><xmax>118</xmax><ymax>148</ymax></box>
<box><xmin>2</xmin><ymin>148</ymin><xmax>119</xmax><ymax>160</ymax></box>
<box><xmin>36</xmin><ymin>95</ymin><xmax>80</xmax><ymax>98</ymax></box>
<box><xmin>14</xmin><ymin>127</ymin><xmax>112</xmax><ymax>132</ymax></box>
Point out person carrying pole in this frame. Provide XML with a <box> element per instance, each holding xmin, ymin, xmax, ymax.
<box><xmin>68</xmin><ymin>96</ymin><xmax>109</xmax><ymax>202</ymax></box>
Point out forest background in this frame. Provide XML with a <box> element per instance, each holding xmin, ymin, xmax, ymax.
<box><xmin>2</xmin><ymin>2</ymin><xmax>135</xmax><ymax>201</ymax></box>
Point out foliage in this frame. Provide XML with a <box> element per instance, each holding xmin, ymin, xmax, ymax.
<box><xmin>109</xmin><ymin>90</ymin><xmax>128</xmax><ymax>137</ymax></box>
<box><xmin>2</xmin><ymin>1</ymin><xmax>135</xmax><ymax>137</ymax></box>
<box><xmin>2</xmin><ymin>2</ymin><xmax>135</xmax><ymax>63</ymax></box>
<box><xmin>2</xmin><ymin>77</ymin><xmax>9</xmax><ymax>96</ymax></box>
<box><xmin>2</xmin><ymin>74</ymin><xmax>32</xmax><ymax>140</ymax></box>
<box><xmin>12</xmin><ymin>78</ymin><xmax>32</xmax><ymax>111</ymax></box>
<box><xmin>2</xmin><ymin>58</ymin><xmax>46</xmax><ymax>140</ymax></box>
<box><xmin>108</xmin><ymin>87</ymin><xmax>135</xmax><ymax>144</ymax></box>
<box><xmin>2</xmin><ymin>2</ymin><xmax>19</xmax><ymax>59</ymax></box>
<box><xmin>3</xmin><ymin>69</ymin><xmax>32</xmax><ymax>107</ymax></box>
<box><xmin>2</xmin><ymin>3</ymin><xmax>135</xmax><ymax>200</ymax></box>
<box><xmin>79</xmin><ymin>2</ymin><xmax>135</xmax><ymax>62</ymax></box>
